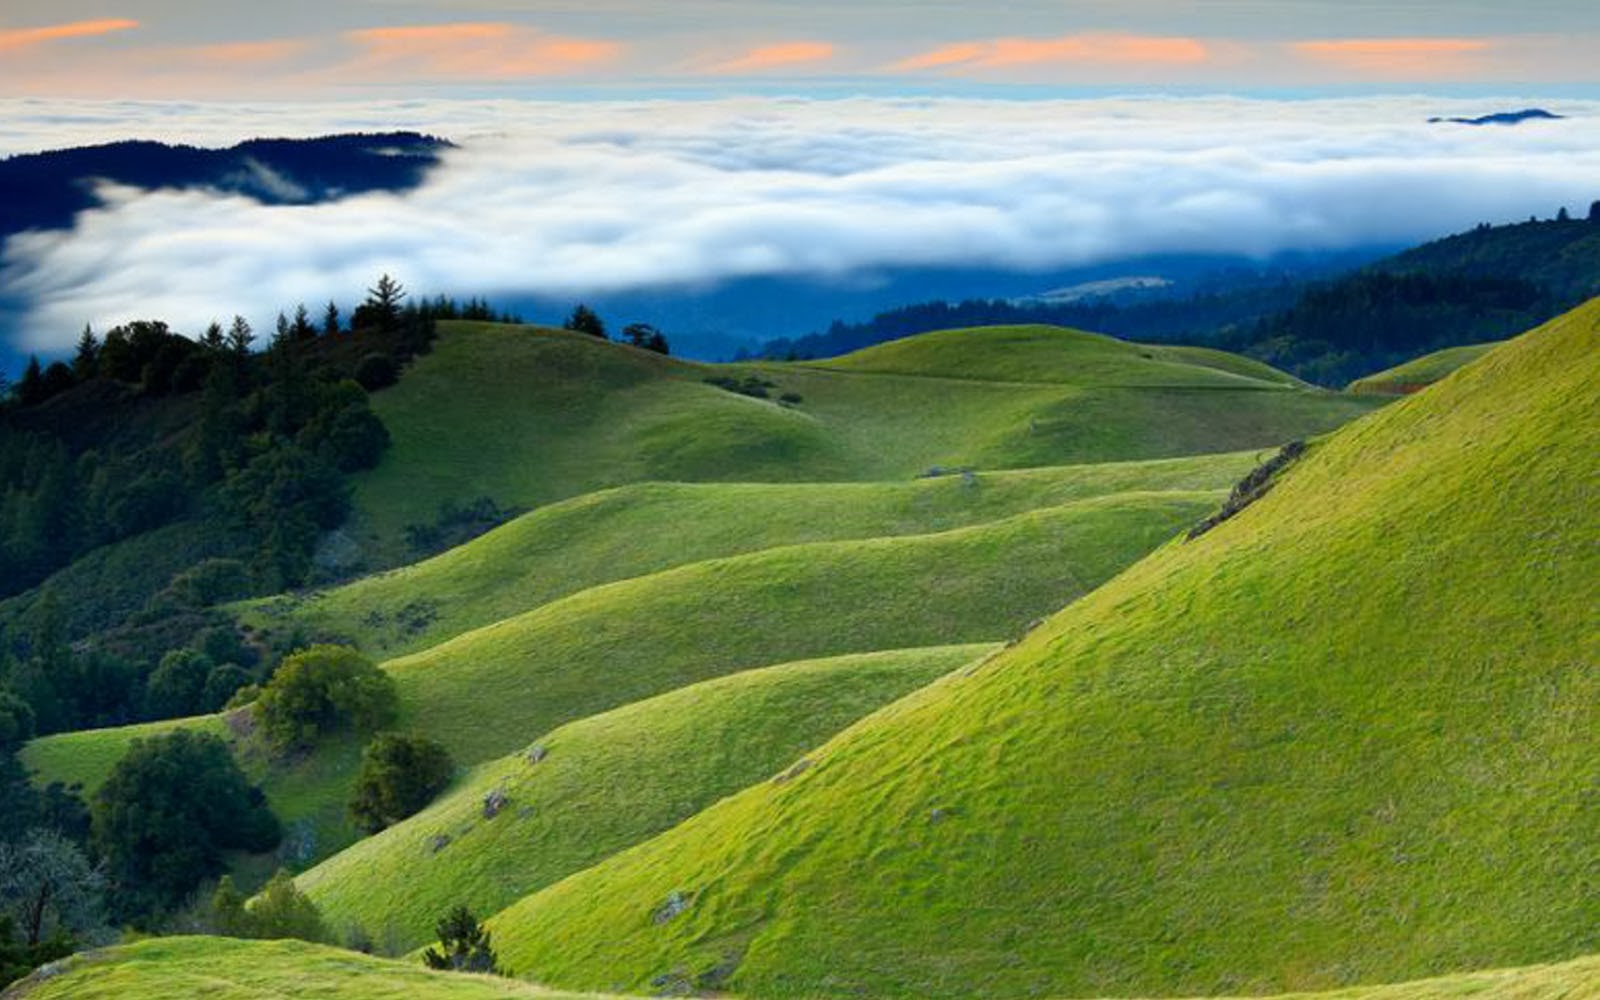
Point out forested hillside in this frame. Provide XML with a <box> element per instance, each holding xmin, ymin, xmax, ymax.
<box><xmin>765</xmin><ymin>209</ymin><xmax>1600</xmax><ymax>385</ymax></box>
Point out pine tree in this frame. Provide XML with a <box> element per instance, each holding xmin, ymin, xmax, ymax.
<box><xmin>564</xmin><ymin>304</ymin><xmax>606</xmax><ymax>338</ymax></box>
<box><xmin>421</xmin><ymin>905</ymin><xmax>500</xmax><ymax>974</ymax></box>
<box><xmin>16</xmin><ymin>357</ymin><xmax>44</xmax><ymax>407</ymax></box>
<box><xmin>201</xmin><ymin>322</ymin><xmax>225</xmax><ymax>351</ymax></box>
<box><xmin>227</xmin><ymin>316</ymin><xmax>254</xmax><ymax>355</ymax></box>
<box><xmin>291</xmin><ymin>304</ymin><xmax>316</xmax><ymax>342</ymax></box>
<box><xmin>365</xmin><ymin>275</ymin><xmax>406</xmax><ymax>332</ymax></box>
<box><xmin>322</xmin><ymin>302</ymin><xmax>341</xmax><ymax>337</ymax></box>
<box><xmin>70</xmin><ymin>327</ymin><xmax>99</xmax><ymax>381</ymax></box>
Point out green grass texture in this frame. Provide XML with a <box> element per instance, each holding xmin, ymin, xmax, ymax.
<box><xmin>351</xmin><ymin>322</ymin><xmax>1376</xmax><ymax>557</ymax></box>
<box><xmin>484</xmin><ymin>302</ymin><xmax>1599</xmax><ymax>999</ymax></box>
<box><xmin>296</xmin><ymin>646</ymin><xmax>996</xmax><ymax>951</ymax></box>
<box><xmin>246</xmin><ymin>453</ymin><xmax>1259</xmax><ymax>659</ymax></box>
<box><xmin>1347</xmin><ymin>343</ymin><xmax>1500</xmax><ymax>394</ymax></box>
<box><xmin>9</xmin><ymin>938</ymin><xmax>1597</xmax><ymax>1000</ymax></box>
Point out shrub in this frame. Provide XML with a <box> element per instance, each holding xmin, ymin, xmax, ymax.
<box><xmin>143</xmin><ymin>649</ymin><xmax>213</xmax><ymax>718</ymax></box>
<box><xmin>422</xmin><ymin>905</ymin><xmax>500</xmax><ymax>975</ymax></box>
<box><xmin>353</xmin><ymin>353</ymin><xmax>399</xmax><ymax>391</ymax></box>
<box><xmin>92</xmin><ymin>730</ymin><xmax>279</xmax><ymax>920</ymax></box>
<box><xmin>212</xmin><ymin>870</ymin><xmax>330</xmax><ymax>943</ymax></box>
<box><xmin>255</xmin><ymin>645</ymin><xmax>398</xmax><ymax>752</ymax></box>
<box><xmin>349</xmin><ymin>732</ymin><xmax>454</xmax><ymax>833</ymax></box>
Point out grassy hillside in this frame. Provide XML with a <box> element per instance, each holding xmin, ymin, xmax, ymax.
<box><xmin>352</xmin><ymin>322</ymin><xmax>1374</xmax><ymax>555</ymax></box>
<box><xmin>819</xmin><ymin>324</ymin><xmax>1302</xmax><ymax>387</ymax></box>
<box><xmin>487</xmin><ymin>302</ymin><xmax>1598</xmax><ymax>998</ymax></box>
<box><xmin>247</xmin><ymin>453</ymin><xmax>1257</xmax><ymax>658</ymax></box>
<box><xmin>9</xmin><ymin>939</ymin><xmax>1598</xmax><ymax>1000</ymax></box>
<box><xmin>28</xmin><ymin>488</ymin><xmax>1216</xmax><ymax>864</ymax></box>
<box><xmin>1347</xmin><ymin>343</ymin><xmax>1498</xmax><ymax>395</ymax></box>
<box><xmin>381</xmin><ymin>491</ymin><xmax>1217</xmax><ymax>766</ymax></box>
<box><xmin>297</xmin><ymin>646</ymin><xmax>995</xmax><ymax>950</ymax></box>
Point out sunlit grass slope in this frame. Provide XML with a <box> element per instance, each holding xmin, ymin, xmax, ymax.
<box><xmin>818</xmin><ymin>324</ymin><xmax>1303</xmax><ymax>387</ymax></box>
<box><xmin>0</xmin><ymin>936</ymin><xmax>595</xmax><ymax>1000</ymax></box>
<box><xmin>488</xmin><ymin>303</ymin><xmax>1599</xmax><ymax>998</ymax></box>
<box><xmin>297</xmin><ymin>646</ymin><xmax>995</xmax><ymax>950</ymax></box>
<box><xmin>11</xmin><ymin>939</ymin><xmax>1598</xmax><ymax>1000</ymax></box>
<box><xmin>1347</xmin><ymin>343</ymin><xmax>1499</xmax><ymax>394</ymax></box>
<box><xmin>249</xmin><ymin>453</ymin><xmax>1257</xmax><ymax>658</ymax></box>
<box><xmin>28</xmin><ymin>489</ymin><xmax>1215</xmax><ymax>865</ymax></box>
<box><xmin>383</xmin><ymin>491</ymin><xmax>1217</xmax><ymax>765</ymax></box>
<box><xmin>354</xmin><ymin>323</ymin><xmax>1375</xmax><ymax>553</ymax></box>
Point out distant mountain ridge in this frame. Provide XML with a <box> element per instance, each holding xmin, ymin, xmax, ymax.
<box><xmin>0</xmin><ymin>132</ymin><xmax>452</xmax><ymax>241</ymax></box>
<box><xmin>1427</xmin><ymin>108</ymin><xmax>1565</xmax><ymax>126</ymax></box>
<box><xmin>761</xmin><ymin>210</ymin><xmax>1600</xmax><ymax>385</ymax></box>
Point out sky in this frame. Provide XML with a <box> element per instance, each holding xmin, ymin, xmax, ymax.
<box><xmin>1</xmin><ymin>3</ymin><xmax>1597</xmax><ymax>361</ymax></box>
<box><xmin>1</xmin><ymin>1</ymin><xmax>1598</xmax><ymax>98</ymax></box>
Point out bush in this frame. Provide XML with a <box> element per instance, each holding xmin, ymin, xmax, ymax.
<box><xmin>0</xmin><ymin>693</ymin><xmax>34</xmax><ymax>749</ymax></box>
<box><xmin>353</xmin><ymin>353</ymin><xmax>399</xmax><ymax>391</ymax></box>
<box><xmin>350</xmin><ymin>732</ymin><xmax>454</xmax><ymax>833</ymax></box>
<box><xmin>143</xmin><ymin>649</ymin><xmax>213</xmax><ymax>718</ymax></box>
<box><xmin>255</xmin><ymin>646</ymin><xmax>398</xmax><ymax>752</ymax></box>
<box><xmin>422</xmin><ymin>905</ymin><xmax>500</xmax><ymax>975</ymax></box>
<box><xmin>217</xmin><ymin>869</ymin><xmax>329</xmax><ymax>943</ymax></box>
<box><xmin>164</xmin><ymin>559</ymin><xmax>253</xmax><ymax>608</ymax></box>
<box><xmin>92</xmin><ymin>730</ymin><xmax>280</xmax><ymax>920</ymax></box>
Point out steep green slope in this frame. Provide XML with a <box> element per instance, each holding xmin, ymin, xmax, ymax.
<box><xmin>489</xmin><ymin>303</ymin><xmax>1599</xmax><ymax>998</ymax></box>
<box><xmin>10</xmin><ymin>939</ymin><xmax>1598</xmax><ymax>1000</ymax></box>
<box><xmin>353</xmin><ymin>323</ymin><xmax>1374</xmax><ymax>555</ymax></box>
<box><xmin>28</xmin><ymin>489</ymin><xmax>1216</xmax><ymax>863</ymax></box>
<box><xmin>297</xmin><ymin>646</ymin><xmax>995</xmax><ymax>950</ymax></box>
<box><xmin>249</xmin><ymin>453</ymin><xmax>1257</xmax><ymax>658</ymax></box>
<box><xmin>1347</xmin><ymin>343</ymin><xmax>1498</xmax><ymax>395</ymax></box>
<box><xmin>383</xmin><ymin>491</ymin><xmax>1216</xmax><ymax>766</ymax></box>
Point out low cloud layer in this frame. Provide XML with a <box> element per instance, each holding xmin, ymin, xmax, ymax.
<box><xmin>3</xmin><ymin>95</ymin><xmax>1598</xmax><ymax>353</ymax></box>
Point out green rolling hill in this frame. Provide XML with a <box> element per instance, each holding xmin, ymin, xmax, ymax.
<box><xmin>27</xmin><ymin>486</ymin><xmax>1219</xmax><ymax>865</ymax></box>
<box><xmin>1347</xmin><ymin>343</ymin><xmax>1499</xmax><ymax>395</ymax></box>
<box><xmin>295</xmin><ymin>646</ymin><xmax>995</xmax><ymax>951</ymax></box>
<box><xmin>351</xmin><ymin>322</ymin><xmax>1376</xmax><ymax>558</ymax></box>
<box><xmin>482</xmin><ymin>303</ymin><xmax>1599</xmax><ymax>998</ymax></box>
<box><xmin>246</xmin><ymin>452</ymin><xmax>1257</xmax><ymax>659</ymax></box>
<box><xmin>7</xmin><ymin>938</ymin><xmax>1596</xmax><ymax>1000</ymax></box>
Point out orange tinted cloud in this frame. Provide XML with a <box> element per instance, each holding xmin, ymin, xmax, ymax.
<box><xmin>0</xmin><ymin>18</ymin><xmax>138</xmax><ymax>51</ymax></box>
<box><xmin>893</xmin><ymin>33</ymin><xmax>1209</xmax><ymax>72</ymax></box>
<box><xmin>1293</xmin><ymin>38</ymin><xmax>1492</xmax><ymax>78</ymax></box>
<box><xmin>708</xmin><ymin>41</ymin><xmax>836</xmax><ymax>74</ymax></box>
<box><xmin>344</xmin><ymin>22</ymin><xmax>620</xmax><ymax>79</ymax></box>
<box><xmin>180</xmin><ymin>39</ymin><xmax>311</xmax><ymax>66</ymax></box>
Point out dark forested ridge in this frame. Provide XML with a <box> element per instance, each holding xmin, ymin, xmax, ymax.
<box><xmin>0</xmin><ymin>132</ymin><xmax>452</xmax><ymax>241</ymax></box>
<box><xmin>0</xmin><ymin>284</ymin><xmax>529</xmax><ymax>751</ymax></box>
<box><xmin>763</xmin><ymin>209</ymin><xmax>1600</xmax><ymax>384</ymax></box>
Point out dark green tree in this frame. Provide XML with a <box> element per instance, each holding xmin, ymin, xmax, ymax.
<box><xmin>363</xmin><ymin>275</ymin><xmax>407</xmax><ymax>332</ymax></box>
<box><xmin>143</xmin><ymin>650</ymin><xmax>213</xmax><ymax>719</ymax></box>
<box><xmin>349</xmin><ymin>732</ymin><xmax>454</xmax><ymax>833</ymax></box>
<box><xmin>227</xmin><ymin>315</ymin><xmax>255</xmax><ymax>355</ymax></box>
<box><xmin>564</xmin><ymin>304</ymin><xmax>606</xmax><ymax>339</ymax></box>
<box><xmin>246</xmin><ymin>869</ymin><xmax>330</xmax><ymax>942</ymax></box>
<box><xmin>622</xmin><ymin>323</ymin><xmax>670</xmax><ymax>354</ymax></box>
<box><xmin>92</xmin><ymin>730</ymin><xmax>279</xmax><ymax>920</ymax></box>
<box><xmin>422</xmin><ymin>905</ymin><xmax>500</xmax><ymax>974</ymax></box>
<box><xmin>323</xmin><ymin>301</ymin><xmax>341</xmax><ymax>337</ymax></box>
<box><xmin>290</xmin><ymin>304</ymin><xmax>317</xmax><ymax>342</ymax></box>
<box><xmin>255</xmin><ymin>646</ymin><xmax>397</xmax><ymax>753</ymax></box>
<box><xmin>0</xmin><ymin>692</ymin><xmax>34</xmax><ymax>750</ymax></box>
<box><xmin>71</xmin><ymin>328</ymin><xmax>99</xmax><ymax>381</ymax></box>
<box><xmin>15</xmin><ymin>358</ymin><xmax>44</xmax><ymax>407</ymax></box>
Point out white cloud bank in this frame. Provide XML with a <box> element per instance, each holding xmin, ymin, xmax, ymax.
<box><xmin>3</xmin><ymin>95</ymin><xmax>1598</xmax><ymax>352</ymax></box>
